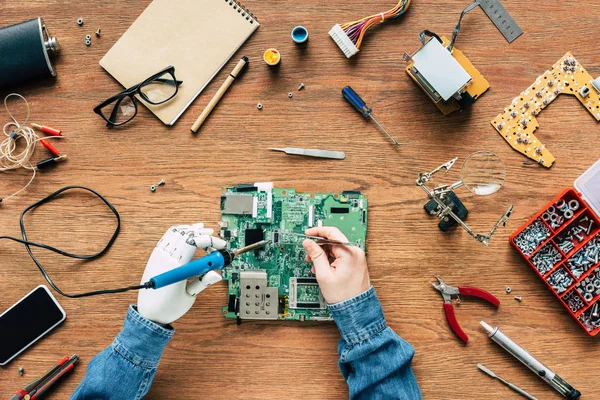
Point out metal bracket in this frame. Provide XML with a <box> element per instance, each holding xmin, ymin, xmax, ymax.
<box><xmin>239</xmin><ymin>270</ymin><xmax>278</xmax><ymax>320</ymax></box>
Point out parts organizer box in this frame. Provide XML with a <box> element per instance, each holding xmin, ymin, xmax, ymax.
<box><xmin>510</xmin><ymin>159</ymin><xmax>600</xmax><ymax>335</ymax></box>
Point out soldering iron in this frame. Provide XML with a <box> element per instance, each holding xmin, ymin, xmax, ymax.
<box><xmin>146</xmin><ymin>240</ymin><xmax>270</xmax><ymax>289</ymax></box>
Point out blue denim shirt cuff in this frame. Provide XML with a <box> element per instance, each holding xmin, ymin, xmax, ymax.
<box><xmin>328</xmin><ymin>286</ymin><xmax>387</xmax><ymax>345</ymax></box>
<box><xmin>111</xmin><ymin>305</ymin><xmax>175</xmax><ymax>369</ymax></box>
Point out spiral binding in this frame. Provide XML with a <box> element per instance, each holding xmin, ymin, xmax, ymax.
<box><xmin>225</xmin><ymin>0</ymin><xmax>257</xmax><ymax>23</ymax></box>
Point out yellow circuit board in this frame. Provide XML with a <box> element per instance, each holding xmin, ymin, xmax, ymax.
<box><xmin>491</xmin><ymin>53</ymin><xmax>600</xmax><ymax>168</ymax></box>
<box><xmin>406</xmin><ymin>36</ymin><xmax>490</xmax><ymax>115</ymax></box>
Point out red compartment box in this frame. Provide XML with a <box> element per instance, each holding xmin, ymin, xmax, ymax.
<box><xmin>510</xmin><ymin>160</ymin><xmax>600</xmax><ymax>336</ymax></box>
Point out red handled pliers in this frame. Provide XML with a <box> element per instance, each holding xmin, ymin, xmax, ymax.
<box><xmin>431</xmin><ymin>276</ymin><xmax>500</xmax><ymax>343</ymax></box>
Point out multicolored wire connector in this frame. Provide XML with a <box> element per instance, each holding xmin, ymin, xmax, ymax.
<box><xmin>329</xmin><ymin>0</ymin><xmax>411</xmax><ymax>58</ymax></box>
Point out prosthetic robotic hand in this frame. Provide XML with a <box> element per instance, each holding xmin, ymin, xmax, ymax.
<box><xmin>137</xmin><ymin>223</ymin><xmax>227</xmax><ymax>325</ymax></box>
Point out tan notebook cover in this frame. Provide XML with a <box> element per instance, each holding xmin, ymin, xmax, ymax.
<box><xmin>100</xmin><ymin>0</ymin><xmax>259</xmax><ymax>125</ymax></box>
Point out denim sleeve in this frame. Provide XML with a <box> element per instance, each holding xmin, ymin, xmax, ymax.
<box><xmin>70</xmin><ymin>305</ymin><xmax>173</xmax><ymax>400</ymax></box>
<box><xmin>329</xmin><ymin>287</ymin><xmax>422</xmax><ymax>400</ymax></box>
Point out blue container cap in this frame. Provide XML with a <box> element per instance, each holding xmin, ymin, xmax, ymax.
<box><xmin>291</xmin><ymin>26</ymin><xmax>308</xmax><ymax>43</ymax></box>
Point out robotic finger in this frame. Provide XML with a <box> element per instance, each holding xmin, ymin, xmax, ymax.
<box><xmin>192</xmin><ymin>235</ymin><xmax>227</xmax><ymax>250</ymax></box>
<box><xmin>186</xmin><ymin>271</ymin><xmax>223</xmax><ymax>296</ymax></box>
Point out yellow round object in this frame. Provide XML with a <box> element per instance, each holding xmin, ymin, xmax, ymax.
<box><xmin>263</xmin><ymin>48</ymin><xmax>281</xmax><ymax>66</ymax></box>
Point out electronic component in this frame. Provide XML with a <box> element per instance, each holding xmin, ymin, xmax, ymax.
<box><xmin>405</xmin><ymin>35</ymin><xmax>489</xmax><ymax>115</ymax></box>
<box><xmin>222</xmin><ymin>193</ymin><xmax>255</xmax><ymax>215</ymax></box>
<box><xmin>289</xmin><ymin>277</ymin><xmax>327</xmax><ymax>309</ymax></box>
<box><xmin>239</xmin><ymin>271</ymin><xmax>278</xmax><ymax>320</ymax></box>
<box><xmin>329</xmin><ymin>0</ymin><xmax>410</xmax><ymax>58</ymax></box>
<box><xmin>220</xmin><ymin>183</ymin><xmax>368</xmax><ymax>321</ymax></box>
<box><xmin>244</xmin><ymin>228</ymin><xmax>264</xmax><ymax>246</ymax></box>
<box><xmin>491</xmin><ymin>53</ymin><xmax>600</xmax><ymax>167</ymax></box>
<box><xmin>592</xmin><ymin>77</ymin><xmax>600</xmax><ymax>93</ymax></box>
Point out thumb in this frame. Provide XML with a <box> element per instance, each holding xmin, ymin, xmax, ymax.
<box><xmin>302</xmin><ymin>240</ymin><xmax>330</xmax><ymax>276</ymax></box>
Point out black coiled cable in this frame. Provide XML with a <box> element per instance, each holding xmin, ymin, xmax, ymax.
<box><xmin>0</xmin><ymin>186</ymin><xmax>150</xmax><ymax>298</ymax></box>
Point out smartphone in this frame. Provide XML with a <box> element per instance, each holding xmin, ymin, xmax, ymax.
<box><xmin>0</xmin><ymin>285</ymin><xmax>66</xmax><ymax>365</ymax></box>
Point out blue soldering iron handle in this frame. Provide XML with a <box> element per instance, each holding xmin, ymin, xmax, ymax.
<box><xmin>150</xmin><ymin>251</ymin><xmax>226</xmax><ymax>289</ymax></box>
<box><xmin>342</xmin><ymin>86</ymin><xmax>372</xmax><ymax>117</ymax></box>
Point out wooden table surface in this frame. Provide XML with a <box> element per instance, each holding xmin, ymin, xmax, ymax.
<box><xmin>1</xmin><ymin>0</ymin><xmax>599</xmax><ymax>398</ymax></box>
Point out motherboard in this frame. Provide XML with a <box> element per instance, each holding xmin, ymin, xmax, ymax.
<box><xmin>219</xmin><ymin>183</ymin><xmax>368</xmax><ymax>322</ymax></box>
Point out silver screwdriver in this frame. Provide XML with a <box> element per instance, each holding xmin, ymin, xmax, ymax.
<box><xmin>342</xmin><ymin>86</ymin><xmax>400</xmax><ymax>147</ymax></box>
<box><xmin>477</xmin><ymin>364</ymin><xmax>538</xmax><ymax>400</ymax></box>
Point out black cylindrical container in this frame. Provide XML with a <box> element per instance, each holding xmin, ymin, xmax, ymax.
<box><xmin>0</xmin><ymin>18</ymin><xmax>59</xmax><ymax>88</ymax></box>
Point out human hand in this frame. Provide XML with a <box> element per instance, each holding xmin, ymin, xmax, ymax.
<box><xmin>302</xmin><ymin>227</ymin><xmax>370</xmax><ymax>305</ymax></box>
<box><xmin>137</xmin><ymin>223</ymin><xmax>227</xmax><ymax>325</ymax></box>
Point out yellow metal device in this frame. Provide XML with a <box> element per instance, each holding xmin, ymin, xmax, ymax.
<box><xmin>405</xmin><ymin>36</ymin><xmax>490</xmax><ymax>115</ymax></box>
<box><xmin>491</xmin><ymin>53</ymin><xmax>600</xmax><ymax>168</ymax></box>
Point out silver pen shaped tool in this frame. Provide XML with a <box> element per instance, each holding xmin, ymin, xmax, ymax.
<box><xmin>477</xmin><ymin>364</ymin><xmax>538</xmax><ymax>400</ymax></box>
<box><xmin>268</xmin><ymin>148</ymin><xmax>345</xmax><ymax>160</ymax></box>
<box><xmin>480</xmin><ymin>321</ymin><xmax>581</xmax><ymax>399</ymax></box>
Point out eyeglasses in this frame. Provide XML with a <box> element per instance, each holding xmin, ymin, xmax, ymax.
<box><xmin>94</xmin><ymin>65</ymin><xmax>182</xmax><ymax>127</ymax></box>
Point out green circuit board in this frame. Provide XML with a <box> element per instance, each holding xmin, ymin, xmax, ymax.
<box><xmin>219</xmin><ymin>183</ymin><xmax>368</xmax><ymax>321</ymax></box>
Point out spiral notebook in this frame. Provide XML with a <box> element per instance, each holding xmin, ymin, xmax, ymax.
<box><xmin>100</xmin><ymin>0</ymin><xmax>259</xmax><ymax>125</ymax></box>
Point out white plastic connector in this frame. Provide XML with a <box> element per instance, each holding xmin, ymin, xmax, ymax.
<box><xmin>329</xmin><ymin>24</ymin><xmax>359</xmax><ymax>58</ymax></box>
<box><xmin>592</xmin><ymin>76</ymin><xmax>600</xmax><ymax>93</ymax></box>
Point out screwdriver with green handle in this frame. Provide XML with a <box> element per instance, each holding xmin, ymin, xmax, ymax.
<box><xmin>342</xmin><ymin>86</ymin><xmax>400</xmax><ymax>147</ymax></box>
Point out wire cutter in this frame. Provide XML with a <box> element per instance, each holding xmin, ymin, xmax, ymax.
<box><xmin>11</xmin><ymin>354</ymin><xmax>79</xmax><ymax>400</ymax></box>
<box><xmin>431</xmin><ymin>276</ymin><xmax>500</xmax><ymax>343</ymax></box>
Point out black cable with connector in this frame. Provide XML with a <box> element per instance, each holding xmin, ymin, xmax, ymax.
<box><xmin>418</xmin><ymin>30</ymin><xmax>443</xmax><ymax>45</ymax></box>
<box><xmin>448</xmin><ymin>1</ymin><xmax>480</xmax><ymax>50</ymax></box>
<box><xmin>0</xmin><ymin>186</ymin><xmax>150</xmax><ymax>298</ymax></box>
<box><xmin>418</xmin><ymin>1</ymin><xmax>480</xmax><ymax>51</ymax></box>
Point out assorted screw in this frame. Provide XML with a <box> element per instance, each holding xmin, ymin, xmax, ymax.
<box><xmin>579</xmin><ymin>300</ymin><xmax>600</xmax><ymax>332</ymax></box>
<box><xmin>556</xmin><ymin>215</ymin><xmax>595</xmax><ymax>254</ymax></box>
<box><xmin>574</xmin><ymin>267</ymin><xmax>600</xmax><ymax>303</ymax></box>
<box><xmin>96</xmin><ymin>28</ymin><xmax>101</xmax><ymax>37</ymax></box>
<box><xmin>546</xmin><ymin>267</ymin><xmax>574</xmax><ymax>294</ymax></box>
<box><xmin>18</xmin><ymin>366</ymin><xmax>24</xmax><ymax>376</ymax></box>
<box><xmin>563</xmin><ymin>290</ymin><xmax>585</xmax><ymax>313</ymax></box>
<box><xmin>514</xmin><ymin>191</ymin><xmax>600</xmax><ymax>335</ymax></box>
<box><xmin>531</xmin><ymin>243</ymin><xmax>563</xmax><ymax>275</ymax></box>
<box><xmin>514</xmin><ymin>296</ymin><xmax>522</xmax><ymax>302</ymax></box>
<box><xmin>514</xmin><ymin>219</ymin><xmax>551</xmax><ymax>256</ymax></box>
<box><xmin>150</xmin><ymin>179</ymin><xmax>165</xmax><ymax>192</ymax></box>
<box><xmin>542</xmin><ymin>198</ymin><xmax>580</xmax><ymax>230</ymax></box>
<box><xmin>565</xmin><ymin>234</ymin><xmax>600</xmax><ymax>278</ymax></box>
<box><xmin>298</xmin><ymin>83</ymin><xmax>305</xmax><ymax>90</ymax></box>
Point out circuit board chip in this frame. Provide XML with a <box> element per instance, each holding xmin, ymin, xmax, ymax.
<box><xmin>219</xmin><ymin>183</ymin><xmax>368</xmax><ymax>322</ymax></box>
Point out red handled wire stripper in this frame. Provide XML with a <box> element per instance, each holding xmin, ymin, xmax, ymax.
<box><xmin>431</xmin><ymin>276</ymin><xmax>500</xmax><ymax>343</ymax></box>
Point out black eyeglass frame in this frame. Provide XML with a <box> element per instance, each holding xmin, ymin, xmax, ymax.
<box><xmin>93</xmin><ymin>65</ymin><xmax>182</xmax><ymax>127</ymax></box>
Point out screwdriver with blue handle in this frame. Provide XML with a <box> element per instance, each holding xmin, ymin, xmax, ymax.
<box><xmin>342</xmin><ymin>86</ymin><xmax>400</xmax><ymax>147</ymax></box>
<box><xmin>145</xmin><ymin>240</ymin><xmax>270</xmax><ymax>289</ymax></box>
